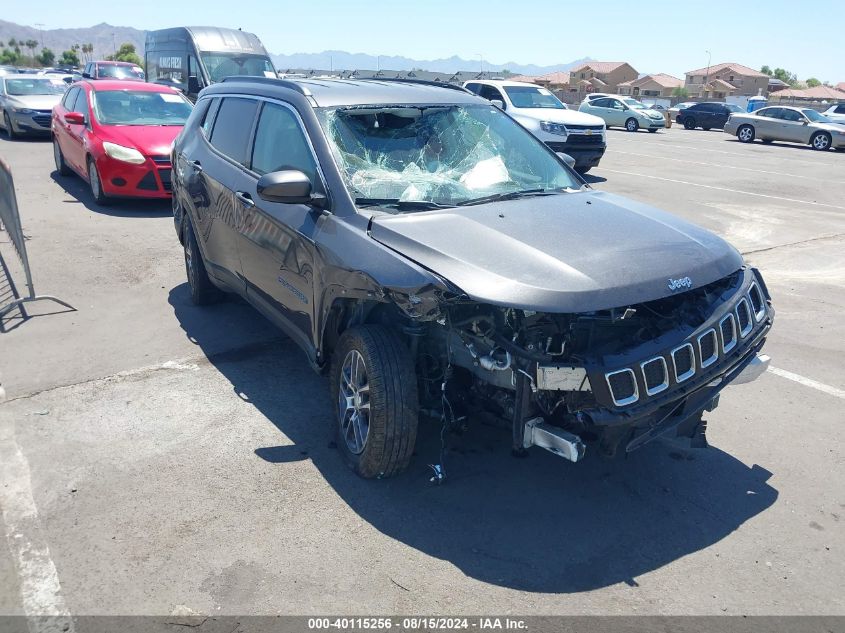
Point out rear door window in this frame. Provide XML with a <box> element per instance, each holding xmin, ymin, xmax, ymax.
<box><xmin>208</xmin><ymin>97</ymin><xmax>259</xmax><ymax>167</ymax></box>
<box><xmin>591</xmin><ymin>98</ymin><xmax>611</xmax><ymax>108</ymax></box>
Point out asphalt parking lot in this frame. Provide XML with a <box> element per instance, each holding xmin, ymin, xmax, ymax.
<box><xmin>1</xmin><ymin>125</ymin><xmax>843</xmax><ymax>617</ymax></box>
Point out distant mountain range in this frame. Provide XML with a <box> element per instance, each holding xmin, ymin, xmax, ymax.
<box><xmin>0</xmin><ymin>20</ymin><xmax>589</xmax><ymax>75</ymax></box>
<box><xmin>271</xmin><ymin>51</ymin><xmax>591</xmax><ymax>76</ymax></box>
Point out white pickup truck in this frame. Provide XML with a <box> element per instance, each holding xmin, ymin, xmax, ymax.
<box><xmin>464</xmin><ymin>79</ymin><xmax>607</xmax><ymax>173</ymax></box>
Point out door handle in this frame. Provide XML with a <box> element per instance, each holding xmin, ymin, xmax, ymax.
<box><xmin>191</xmin><ymin>160</ymin><xmax>203</xmax><ymax>173</ymax></box>
<box><xmin>235</xmin><ymin>191</ymin><xmax>255</xmax><ymax>207</ymax></box>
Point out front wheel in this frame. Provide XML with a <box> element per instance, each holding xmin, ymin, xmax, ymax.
<box><xmin>331</xmin><ymin>325</ymin><xmax>418</xmax><ymax>479</ymax></box>
<box><xmin>3</xmin><ymin>111</ymin><xmax>19</xmax><ymax>139</ymax></box>
<box><xmin>684</xmin><ymin>118</ymin><xmax>696</xmax><ymax>130</ymax></box>
<box><xmin>625</xmin><ymin>118</ymin><xmax>639</xmax><ymax>132</ymax></box>
<box><xmin>811</xmin><ymin>132</ymin><xmax>831</xmax><ymax>151</ymax></box>
<box><xmin>737</xmin><ymin>125</ymin><xmax>755</xmax><ymax>143</ymax></box>
<box><xmin>87</xmin><ymin>158</ymin><xmax>111</xmax><ymax>206</ymax></box>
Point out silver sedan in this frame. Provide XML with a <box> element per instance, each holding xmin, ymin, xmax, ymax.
<box><xmin>0</xmin><ymin>74</ymin><xmax>65</xmax><ymax>139</ymax></box>
<box><xmin>724</xmin><ymin>105</ymin><xmax>845</xmax><ymax>151</ymax></box>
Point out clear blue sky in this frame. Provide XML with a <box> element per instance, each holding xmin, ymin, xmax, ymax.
<box><xmin>6</xmin><ymin>0</ymin><xmax>843</xmax><ymax>82</ymax></box>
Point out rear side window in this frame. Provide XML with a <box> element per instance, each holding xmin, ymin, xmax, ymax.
<box><xmin>209</xmin><ymin>97</ymin><xmax>259</xmax><ymax>166</ymax></box>
<box><xmin>464</xmin><ymin>83</ymin><xmax>481</xmax><ymax>95</ymax></box>
<box><xmin>71</xmin><ymin>89</ymin><xmax>88</xmax><ymax>114</ymax></box>
<box><xmin>478</xmin><ymin>85</ymin><xmax>504</xmax><ymax>102</ymax></box>
<box><xmin>200</xmin><ymin>98</ymin><xmax>220</xmax><ymax>137</ymax></box>
<box><xmin>758</xmin><ymin>108</ymin><xmax>781</xmax><ymax>118</ymax></box>
<box><xmin>251</xmin><ymin>102</ymin><xmax>319</xmax><ymax>186</ymax></box>
<box><xmin>591</xmin><ymin>98</ymin><xmax>611</xmax><ymax>108</ymax></box>
<box><xmin>62</xmin><ymin>87</ymin><xmax>79</xmax><ymax>108</ymax></box>
<box><xmin>835</xmin><ymin>105</ymin><xmax>845</xmax><ymax>114</ymax></box>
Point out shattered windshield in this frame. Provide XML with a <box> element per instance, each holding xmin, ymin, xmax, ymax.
<box><xmin>317</xmin><ymin>104</ymin><xmax>582</xmax><ymax>211</ymax></box>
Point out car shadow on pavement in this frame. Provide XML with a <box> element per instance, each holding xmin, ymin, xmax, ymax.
<box><xmin>49</xmin><ymin>172</ymin><xmax>172</xmax><ymax>217</ymax></box>
<box><xmin>169</xmin><ymin>283</ymin><xmax>778</xmax><ymax>594</ymax></box>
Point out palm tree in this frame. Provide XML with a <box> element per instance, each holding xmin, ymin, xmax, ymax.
<box><xmin>25</xmin><ymin>39</ymin><xmax>38</xmax><ymax>61</ymax></box>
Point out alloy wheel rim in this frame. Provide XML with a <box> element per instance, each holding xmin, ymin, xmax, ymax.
<box><xmin>184</xmin><ymin>236</ymin><xmax>194</xmax><ymax>281</ymax></box>
<box><xmin>338</xmin><ymin>349</ymin><xmax>370</xmax><ymax>455</ymax></box>
<box><xmin>814</xmin><ymin>135</ymin><xmax>829</xmax><ymax>149</ymax></box>
<box><xmin>740</xmin><ymin>128</ymin><xmax>752</xmax><ymax>141</ymax></box>
<box><xmin>627</xmin><ymin>120</ymin><xmax>636</xmax><ymax>131</ymax></box>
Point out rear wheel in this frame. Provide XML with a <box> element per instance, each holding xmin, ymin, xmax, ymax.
<box><xmin>53</xmin><ymin>138</ymin><xmax>72</xmax><ymax>176</ymax></box>
<box><xmin>811</xmin><ymin>132</ymin><xmax>831</xmax><ymax>151</ymax></box>
<box><xmin>183</xmin><ymin>217</ymin><xmax>223</xmax><ymax>305</ymax></box>
<box><xmin>684</xmin><ymin>118</ymin><xmax>696</xmax><ymax>130</ymax></box>
<box><xmin>87</xmin><ymin>158</ymin><xmax>111</xmax><ymax>206</ymax></box>
<box><xmin>737</xmin><ymin>125</ymin><xmax>755</xmax><ymax>143</ymax></box>
<box><xmin>331</xmin><ymin>325</ymin><xmax>418</xmax><ymax>479</ymax></box>
<box><xmin>702</xmin><ymin>126</ymin><xmax>712</xmax><ymax>131</ymax></box>
<box><xmin>625</xmin><ymin>118</ymin><xmax>639</xmax><ymax>132</ymax></box>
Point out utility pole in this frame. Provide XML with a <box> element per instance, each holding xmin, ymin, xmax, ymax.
<box><xmin>112</xmin><ymin>33</ymin><xmax>116</xmax><ymax>55</ymax></box>
<box><xmin>34</xmin><ymin>23</ymin><xmax>45</xmax><ymax>49</ymax></box>
<box><xmin>704</xmin><ymin>49</ymin><xmax>712</xmax><ymax>97</ymax></box>
<box><xmin>477</xmin><ymin>53</ymin><xmax>484</xmax><ymax>76</ymax></box>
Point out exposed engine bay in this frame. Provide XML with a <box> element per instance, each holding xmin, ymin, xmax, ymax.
<box><xmin>398</xmin><ymin>269</ymin><xmax>772</xmax><ymax>461</ymax></box>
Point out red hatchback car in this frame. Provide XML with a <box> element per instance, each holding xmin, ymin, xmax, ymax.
<box><xmin>52</xmin><ymin>80</ymin><xmax>192</xmax><ymax>203</ymax></box>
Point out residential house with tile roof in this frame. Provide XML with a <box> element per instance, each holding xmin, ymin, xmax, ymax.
<box><xmin>683</xmin><ymin>63</ymin><xmax>769</xmax><ymax>98</ymax></box>
<box><xmin>617</xmin><ymin>73</ymin><xmax>684</xmax><ymax>98</ymax></box>
<box><xmin>567</xmin><ymin>61</ymin><xmax>638</xmax><ymax>98</ymax></box>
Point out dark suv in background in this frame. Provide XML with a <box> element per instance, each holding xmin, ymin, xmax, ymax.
<box><xmin>171</xmin><ymin>77</ymin><xmax>773</xmax><ymax>479</ymax></box>
<box><xmin>677</xmin><ymin>102</ymin><xmax>743</xmax><ymax>130</ymax></box>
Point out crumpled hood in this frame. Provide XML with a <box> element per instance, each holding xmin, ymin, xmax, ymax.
<box><xmin>9</xmin><ymin>94</ymin><xmax>63</xmax><ymax>110</ymax></box>
<box><xmin>513</xmin><ymin>108</ymin><xmax>605</xmax><ymax>127</ymax></box>
<box><xmin>368</xmin><ymin>190</ymin><xmax>743</xmax><ymax>312</ymax></box>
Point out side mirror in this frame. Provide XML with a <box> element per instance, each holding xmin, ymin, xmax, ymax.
<box><xmin>257</xmin><ymin>170</ymin><xmax>323</xmax><ymax>206</ymax></box>
<box><xmin>555</xmin><ymin>152</ymin><xmax>576</xmax><ymax>169</ymax></box>
<box><xmin>64</xmin><ymin>112</ymin><xmax>85</xmax><ymax>125</ymax></box>
<box><xmin>188</xmin><ymin>75</ymin><xmax>201</xmax><ymax>94</ymax></box>
<box><xmin>490</xmin><ymin>99</ymin><xmax>505</xmax><ymax>110</ymax></box>
<box><xmin>81</xmin><ymin>72</ymin><xmax>91</xmax><ymax>79</ymax></box>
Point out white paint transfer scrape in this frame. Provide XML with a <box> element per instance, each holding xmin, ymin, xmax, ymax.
<box><xmin>0</xmin><ymin>424</ymin><xmax>75</xmax><ymax>633</ymax></box>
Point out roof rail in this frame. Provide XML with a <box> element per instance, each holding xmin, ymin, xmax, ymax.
<box><xmin>351</xmin><ymin>77</ymin><xmax>471</xmax><ymax>93</ymax></box>
<box><xmin>220</xmin><ymin>75</ymin><xmax>311</xmax><ymax>96</ymax></box>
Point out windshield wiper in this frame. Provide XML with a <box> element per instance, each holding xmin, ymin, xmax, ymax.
<box><xmin>354</xmin><ymin>197</ymin><xmax>453</xmax><ymax>211</ymax></box>
<box><xmin>455</xmin><ymin>189</ymin><xmax>560</xmax><ymax>207</ymax></box>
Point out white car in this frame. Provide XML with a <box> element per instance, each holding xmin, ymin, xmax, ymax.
<box><xmin>579</xmin><ymin>95</ymin><xmax>666</xmax><ymax>132</ymax></box>
<box><xmin>464</xmin><ymin>80</ymin><xmax>607</xmax><ymax>173</ymax></box>
<box><xmin>822</xmin><ymin>104</ymin><xmax>845</xmax><ymax>123</ymax></box>
<box><xmin>669</xmin><ymin>101</ymin><xmax>698</xmax><ymax>119</ymax></box>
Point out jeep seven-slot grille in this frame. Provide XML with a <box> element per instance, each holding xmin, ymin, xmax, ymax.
<box><xmin>606</xmin><ymin>369</ymin><xmax>638</xmax><ymax>406</ymax></box>
<box><xmin>602</xmin><ymin>283</ymin><xmax>768</xmax><ymax>407</ymax></box>
<box><xmin>641</xmin><ymin>357</ymin><xmax>668</xmax><ymax>395</ymax></box>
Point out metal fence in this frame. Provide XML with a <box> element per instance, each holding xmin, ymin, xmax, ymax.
<box><xmin>0</xmin><ymin>156</ymin><xmax>74</xmax><ymax>322</ymax></box>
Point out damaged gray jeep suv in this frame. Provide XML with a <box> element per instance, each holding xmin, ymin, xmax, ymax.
<box><xmin>171</xmin><ymin>77</ymin><xmax>774</xmax><ymax>478</ymax></box>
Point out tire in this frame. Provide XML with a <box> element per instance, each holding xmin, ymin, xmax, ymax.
<box><xmin>331</xmin><ymin>325</ymin><xmax>419</xmax><ymax>479</ymax></box>
<box><xmin>625</xmin><ymin>118</ymin><xmax>639</xmax><ymax>132</ymax></box>
<box><xmin>737</xmin><ymin>125</ymin><xmax>755</xmax><ymax>143</ymax></box>
<box><xmin>811</xmin><ymin>132</ymin><xmax>832</xmax><ymax>151</ymax></box>
<box><xmin>183</xmin><ymin>217</ymin><xmax>222</xmax><ymax>305</ymax></box>
<box><xmin>87</xmin><ymin>158</ymin><xmax>111</xmax><ymax>205</ymax></box>
<box><xmin>53</xmin><ymin>138</ymin><xmax>72</xmax><ymax>176</ymax></box>
<box><xmin>647</xmin><ymin>128</ymin><xmax>657</xmax><ymax>133</ymax></box>
<box><xmin>684</xmin><ymin>118</ymin><xmax>696</xmax><ymax>130</ymax></box>
<box><xmin>3</xmin><ymin>111</ymin><xmax>19</xmax><ymax>139</ymax></box>
<box><xmin>702</xmin><ymin>126</ymin><xmax>712</xmax><ymax>131</ymax></box>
